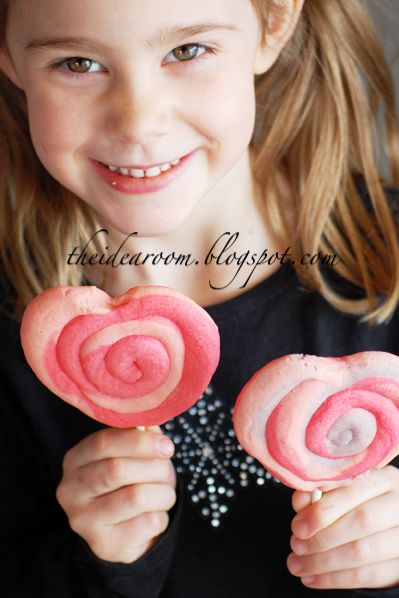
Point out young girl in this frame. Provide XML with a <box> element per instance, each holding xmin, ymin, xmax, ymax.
<box><xmin>1</xmin><ymin>0</ymin><xmax>399</xmax><ymax>596</ymax></box>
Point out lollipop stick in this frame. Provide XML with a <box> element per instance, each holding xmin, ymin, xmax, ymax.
<box><xmin>136</xmin><ymin>426</ymin><xmax>146</xmax><ymax>431</ymax></box>
<box><xmin>311</xmin><ymin>488</ymin><xmax>322</xmax><ymax>503</ymax></box>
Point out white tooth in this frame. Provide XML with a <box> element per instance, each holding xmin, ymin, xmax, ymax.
<box><xmin>120</xmin><ymin>168</ymin><xmax>130</xmax><ymax>176</ymax></box>
<box><xmin>146</xmin><ymin>166</ymin><xmax>162</xmax><ymax>178</ymax></box>
<box><xmin>170</xmin><ymin>159</ymin><xmax>180</xmax><ymax>166</ymax></box>
<box><xmin>130</xmin><ymin>168</ymin><xmax>145</xmax><ymax>178</ymax></box>
<box><xmin>160</xmin><ymin>163</ymin><xmax>172</xmax><ymax>172</ymax></box>
<box><xmin>108</xmin><ymin>165</ymin><xmax>118</xmax><ymax>172</ymax></box>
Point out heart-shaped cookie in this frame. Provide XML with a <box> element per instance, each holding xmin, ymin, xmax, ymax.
<box><xmin>20</xmin><ymin>285</ymin><xmax>220</xmax><ymax>427</ymax></box>
<box><xmin>233</xmin><ymin>352</ymin><xmax>399</xmax><ymax>491</ymax></box>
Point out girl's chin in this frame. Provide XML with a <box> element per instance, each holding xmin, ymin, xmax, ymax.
<box><xmin>95</xmin><ymin>216</ymin><xmax>191</xmax><ymax>238</ymax></box>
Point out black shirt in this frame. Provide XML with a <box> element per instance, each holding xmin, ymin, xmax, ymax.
<box><xmin>1</xmin><ymin>188</ymin><xmax>399</xmax><ymax>598</ymax></box>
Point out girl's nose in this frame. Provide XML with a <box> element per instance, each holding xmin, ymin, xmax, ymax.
<box><xmin>104</xmin><ymin>77</ymin><xmax>171</xmax><ymax>146</ymax></box>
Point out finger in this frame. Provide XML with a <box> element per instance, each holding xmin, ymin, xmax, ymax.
<box><xmin>64</xmin><ymin>428</ymin><xmax>174</xmax><ymax>469</ymax></box>
<box><xmin>288</xmin><ymin>526</ymin><xmax>399</xmax><ymax>578</ymax></box>
<box><xmin>91</xmin><ymin>511</ymin><xmax>170</xmax><ymax>564</ymax></box>
<box><xmin>91</xmin><ymin>482</ymin><xmax>177</xmax><ymax>525</ymax></box>
<box><xmin>169</xmin><ymin>458</ymin><xmax>177</xmax><ymax>489</ymax></box>
<box><xmin>76</xmin><ymin>457</ymin><xmax>176</xmax><ymax>498</ymax></box>
<box><xmin>291</xmin><ymin>466</ymin><xmax>397</xmax><ymax>539</ymax></box>
<box><xmin>113</xmin><ymin>510</ymin><xmax>170</xmax><ymax>544</ymax></box>
<box><xmin>291</xmin><ymin>491</ymin><xmax>399</xmax><ymax>555</ymax></box>
<box><xmin>292</xmin><ymin>491</ymin><xmax>312</xmax><ymax>513</ymax></box>
<box><xmin>299</xmin><ymin>558</ymin><xmax>399</xmax><ymax>590</ymax></box>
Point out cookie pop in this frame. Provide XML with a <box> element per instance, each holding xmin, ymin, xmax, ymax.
<box><xmin>233</xmin><ymin>352</ymin><xmax>399</xmax><ymax>500</ymax></box>
<box><xmin>20</xmin><ymin>285</ymin><xmax>220</xmax><ymax>428</ymax></box>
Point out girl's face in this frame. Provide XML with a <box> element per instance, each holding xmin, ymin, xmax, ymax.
<box><xmin>1</xmin><ymin>0</ymin><xmax>295</xmax><ymax>236</ymax></box>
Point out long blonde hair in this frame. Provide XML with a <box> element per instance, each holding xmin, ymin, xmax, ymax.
<box><xmin>0</xmin><ymin>0</ymin><xmax>398</xmax><ymax>323</ymax></box>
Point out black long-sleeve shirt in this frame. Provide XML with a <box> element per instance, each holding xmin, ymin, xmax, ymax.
<box><xmin>2</xmin><ymin>187</ymin><xmax>399</xmax><ymax>598</ymax></box>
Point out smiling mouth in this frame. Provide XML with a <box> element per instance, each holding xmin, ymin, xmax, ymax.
<box><xmin>101</xmin><ymin>157</ymin><xmax>182</xmax><ymax>179</ymax></box>
<box><xmin>92</xmin><ymin>150</ymin><xmax>196</xmax><ymax>194</ymax></box>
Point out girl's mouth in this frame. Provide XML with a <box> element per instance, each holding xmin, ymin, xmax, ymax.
<box><xmin>91</xmin><ymin>151</ymin><xmax>196</xmax><ymax>195</ymax></box>
<box><xmin>104</xmin><ymin>156</ymin><xmax>182</xmax><ymax>178</ymax></box>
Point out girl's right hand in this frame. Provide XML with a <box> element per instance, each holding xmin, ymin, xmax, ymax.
<box><xmin>56</xmin><ymin>427</ymin><xmax>176</xmax><ymax>564</ymax></box>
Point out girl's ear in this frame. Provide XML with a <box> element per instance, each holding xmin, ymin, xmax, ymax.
<box><xmin>254</xmin><ymin>0</ymin><xmax>304</xmax><ymax>75</ymax></box>
<box><xmin>0</xmin><ymin>49</ymin><xmax>24</xmax><ymax>89</ymax></box>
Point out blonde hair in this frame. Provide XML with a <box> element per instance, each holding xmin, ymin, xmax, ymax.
<box><xmin>0</xmin><ymin>0</ymin><xmax>398</xmax><ymax>324</ymax></box>
<box><xmin>250</xmin><ymin>0</ymin><xmax>399</xmax><ymax>323</ymax></box>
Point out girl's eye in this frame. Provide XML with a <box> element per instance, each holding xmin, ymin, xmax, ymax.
<box><xmin>51</xmin><ymin>57</ymin><xmax>103</xmax><ymax>74</ymax></box>
<box><xmin>166</xmin><ymin>43</ymin><xmax>211</xmax><ymax>64</ymax></box>
<box><xmin>50</xmin><ymin>44</ymin><xmax>213</xmax><ymax>77</ymax></box>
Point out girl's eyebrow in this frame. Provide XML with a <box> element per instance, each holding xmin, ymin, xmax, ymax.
<box><xmin>25</xmin><ymin>23</ymin><xmax>241</xmax><ymax>54</ymax></box>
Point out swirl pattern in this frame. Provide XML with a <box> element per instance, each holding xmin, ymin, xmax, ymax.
<box><xmin>21</xmin><ymin>285</ymin><xmax>220</xmax><ymax>427</ymax></box>
<box><xmin>233</xmin><ymin>352</ymin><xmax>399</xmax><ymax>491</ymax></box>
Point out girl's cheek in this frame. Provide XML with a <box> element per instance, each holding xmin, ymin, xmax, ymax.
<box><xmin>26</xmin><ymin>90</ymin><xmax>91</xmax><ymax>155</ymax></box>
<box><xmin>207</xmin><ymin>86</ymin><xmax>256</xmax><ymax>146</ymax></box>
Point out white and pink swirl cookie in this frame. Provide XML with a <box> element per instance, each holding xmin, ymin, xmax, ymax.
<box><xmin>20</xmin><ymin>285</ymin><xmax>220</xmax><ymax>428</ymax></box>
<box><xmin>233</xmin><ymin>352</ymin><xmax>399</xmax><ymax>491</ymax></box>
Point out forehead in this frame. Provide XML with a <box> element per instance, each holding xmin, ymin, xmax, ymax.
<box><xmin>7</xmin><ymin>0</ymin><xmax>254</xmax><ymax>39</ymax></box>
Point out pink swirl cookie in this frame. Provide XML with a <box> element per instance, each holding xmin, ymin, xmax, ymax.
<box><xmin>233</xmin><ymin>352</ymin><xmax>399</xmax><ymax>491</ymax></box>
<box><xmin>20</xmin><ymin>285</ymin><xmax>220</xmax><ymax>427</ymax></box>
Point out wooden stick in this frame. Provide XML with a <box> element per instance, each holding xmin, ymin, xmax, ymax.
<box><xmin>311</xmin><ymin>488</ymin><xmax>323</xmax><ymax>503</ymax></box>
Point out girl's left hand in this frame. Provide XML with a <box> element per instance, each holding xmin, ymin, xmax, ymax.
<box><xmin>287</xmin><ymin>465</ymin><xmax>399</xmax><ymax>590</ymax></box>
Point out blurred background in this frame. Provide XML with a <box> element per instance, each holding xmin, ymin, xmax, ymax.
<box><xmin>366</xmin><ymin>0</ymin><xmax>398</xmax><ymax>100</ymax></box>
<box><xmin>365</xmin><ymin>0</ymin><xmax>399</xmax><ymax>175</ymax></box>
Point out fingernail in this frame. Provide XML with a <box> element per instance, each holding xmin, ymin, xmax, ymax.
<box><xmin>293</xmin><ymin>519</ymin><xmax>309</xmax><ymax>538</ymax></box>
<box><xmin>287</xmin><ymin>555</ymin><xmax>302</xmax><ymax>574</ymax></box>
<box><xmin>158</xmin><ymin>436</ymin><xmax>174</xmax><ymax>456</ymax></box>
<box><xmin>291</xmin><ymin>537</ymin><xmax>308</xmax><ymax>555</ymax></box>
<box><xmin>302</xmin><ymin>576</ymin><xmax>316</xmax><ymax>585</ymax></box>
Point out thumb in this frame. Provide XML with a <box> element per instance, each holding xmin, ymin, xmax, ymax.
<box><xmin>291</xmin><ymin>490</ymin><xmax>313</xmax><ymax>513</ymax></box>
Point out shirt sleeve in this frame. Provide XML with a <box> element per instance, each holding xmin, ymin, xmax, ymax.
<box><xmin>355</xmin><ymin>588</ymin><xmax>399</xmax><ymax>597</ymax></box>
<box><xmin>3</xmin><ymin>513</ymin><xmax>181</xmax><ymax>598</ymax></box>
